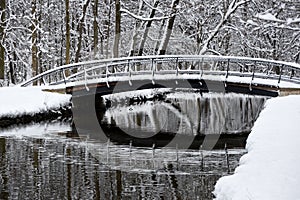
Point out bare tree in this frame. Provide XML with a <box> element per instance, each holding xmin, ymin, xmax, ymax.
<box><xmin>75</xmin><ymin>0</ymin><xmax>91</xmax><ymax>63</ymax></box>
<box><xmin>112</xmin><ymin>0</ymin><xmax>121</xmax><ymax>58</ymax></box>
<box><xmin>128</xmin><ymin>0</ymin><xmax>144</xmax><ymax>57</ymax></box>
<box><xmin>157</xmin><ymin>0</ymin><xmax>180</xmax><ymax>55</ymax></box>
<box><xmin>231</xmin><ymin>0</ymin><xmax>300</xmax><ymax>62</ymax></box>
<box><xmin>93</xmin><ymin>0</ymin><xmax>99</xmax><ymax>58</ymax></box>
<box><xmin>153</xmin><ymin>20</ymin><xmax>165</xmax><ymax>54</ymax></box>
<box><xmin>0</xmin><ymin>0</ymin><xmax>5</xmax><ymax>81</ymax></box>
<box><xmin>65</xmin><ymin>0</ymin><xmax>71</xmax><ymax>65</ymax></box>
<box><xmin>138</xmin><ymin>0</ymin><xmax>159</xmax><ymax>56</ymax></box>
<box><xmin>104</xmin><ymin>0</ymin><xmax>112</xmax><ymax>58</ymax></box>
<box><xmin>31</xmin><ymin>0</ymin><xmax>38</xmax><ymax>81</ymax></box>
<box><xmin>198</xmin><ymin>0</ymin><xmax>249</xmax><ymax>55</ymax></box>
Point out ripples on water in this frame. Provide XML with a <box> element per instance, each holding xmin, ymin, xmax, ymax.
<box><xmin>0</xmin><ymin>122</ymin><xmax>245</xmax><ymax>200</ymax></box>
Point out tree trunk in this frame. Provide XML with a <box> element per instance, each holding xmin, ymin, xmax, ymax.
<box><xmin>38</xmin><ymin>0</ymin><xmax>43</xmax><ymax>74</ymax></box>
<box><xmin>93</xmin><ymin>0</ymin><xmax>99</xmax><ymax>58</ymax></box>
<box><xmin>157</xmin><ymin>0</ymin><xmax>180</xmax><ymax>55</ymax></box>
<box><xmin>65</xmin><ymin>0</ymin><xmax>71</xmax><ymax>65</ymax></box>
<box><xmin>31</xmin><ymin>0</ymin><xmax>38</xmax><ymax>83</ymax></box>
<box><xmin>138</xmin><ymin>0</ymin><xmax>159</xmax><ymax>56</ymax></box>
<box><xmin>222</xmin><ymin>0</ymin><xmax>231</xmax><ymax>55</ymax></box>
<box><xmin>153</xmin><ymin>20</ymin><xmax>165</xmax><ymax>54</ymax></box>
<box><xmin>113</xmin><ymin>0</ymin><xmax>121</xmax><ymax>58</ymax></box>
<box><xmin>75</xmin><ymin>0</ymin><xmax>91</xmax><ymax>63</ymax></box>
<box><xmin>128</xmin><ymin>0</ymin><xmax>144</xmax><ymax>57</ymax></box>
<box><xmin>8</xmin><ymin>53</ymin><xmax>16</xmax><ymax>85</ymax></box>
<box><xmin>0</xmin><ymin>0</ymin><xmax>5</xmax><ymax>81</ymax></box>
<box><xmin>105</xmin><ymin>0</ymin><xmax>112</xmax><ymax>58</ymax></box>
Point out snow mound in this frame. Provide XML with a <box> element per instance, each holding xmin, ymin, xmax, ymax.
<box><xmin>0</xmin><ymin>87</ymin><xmax>71</xmax><ymax>118</ymax></box>
<box><xmin>213</xmin><ymin>95</ymin><xmax>300</xmax><ymax>200</ymax></box>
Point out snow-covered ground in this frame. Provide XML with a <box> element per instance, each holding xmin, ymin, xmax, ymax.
<box><xmin>0</xmin><ymin>87</ymin><xmax>71</xmax><ymax>118</ymax></box>
<box><xmin>214</xmin><ymin>95</ymin><xmax>300</xmax><ymax>200</ymax></box>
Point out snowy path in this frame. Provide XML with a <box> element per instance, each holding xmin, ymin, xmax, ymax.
<box><xmin>214</xmin><ymin>95</ymin><xmax>300</xmax><ymax>200</ymax></box>
<box><xmin>0</xmin><ymin>87</ymin><xmax>71</xmax><ymax>118</ymax></box>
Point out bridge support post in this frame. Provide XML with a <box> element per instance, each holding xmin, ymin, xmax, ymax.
<box><xmin>199</xmin><ymin>58</ymin><xmax>204</xmax><ymax>79</ymax></box>
<box><xmin>176</xmin><ymin>58</ymin><xmax>179</xmax><ymax>76</ymax></box>
<box><xmin>61</xmin><ymin>69</ymin><xmax>67</xmax><ymax>85</ymax></box>
<box><xmin>277</xmin><ymin>65</ymin><xmax>283</xmax><ymax>85</ymax></box>
<box><xmin>225</xmin><ymin>59</ymin><xmax>230</xmax><ymax>79</ymax></box>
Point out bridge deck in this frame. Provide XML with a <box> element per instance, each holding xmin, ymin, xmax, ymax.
<box><xmin>20</xmin><ymin>55</ymin><xmax>300</xmax><ymax>97</ymax></box>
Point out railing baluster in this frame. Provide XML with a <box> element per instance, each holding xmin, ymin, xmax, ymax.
<box><xmin>225</xmin><ymin>59</ymin><xmax>230</xmax><ymax>79</ymax></box>
<box><xmin>266</xmin><ymin>64</ymin><xmax>270</xmax><ymax>76</ymax></box>
<box><xmin>199</xmin><ymin>58</ymin><xmax>203</xmax><ymax>79</ymax></box>
<box><xmin>176</xmin><ymin>57</ymin><xmax>179</xmax><ymax>76</ymax></box>
<box><xmin>290</xmin><ymin>69</ymin><xmax>294</xmax><ymax>79</ymax></box>
<box><xmin>213</xmin><ymin>60</ymin><xmax>217</xmax><ymax>71</ymax></box>
<box><xmin>152</xmin><ymin>58</ymin><xmax>155</xmax><ymax>85</ymax></box>
<box><xmin>61</xmin><ymin>69</ymin><xmax>67</xmax><ymax>85</ymax></box>
<box><xmin>84</xmin><ymin>66</ymin><xmax>89</xmax><ymax>91</ymax></box>
<box><xmin>42</xmin><ymin>76</ymin><xmax>46</xmax><ymax>85</ymax></box>
<box><xmin>251</xmin><ymin>62</ymin><xmax>256</xmax><ymax>81</ymax></box>
<box><xmin>242</xmin><ymin>63</ymin><xmax>246</xmax><ymax>74</ymax></box>
<box><xmin>106</xmin><ymin>64</ymin><xmax>110</xmax><ymax>88</ymax></box>
<box><xmin>126</xmin><ymin>60</ymin><xmax>129</xmax><ymax>72</ymax></box>
<box><xmin>249</xmin><ymin>62</ymin><xmax>256</xmax><ymax>91</ymax></box>
<box><xmin>278</xmin><ymin>65</ymin><xmax>283</xmax><ymax>85</ymax></box>
<box><xmin>128</xmin><ymin>60</ymin><xmax>132</xmax><ymax>86</ymax></box>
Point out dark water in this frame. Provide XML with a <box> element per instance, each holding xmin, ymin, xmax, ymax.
<box><xmin>102</xmin><ymin>92</ymin><xmax>266</xmax><ymax>135</ymax></box>
<box><xmin>73</xmin><ymin>91</ymin><xmax>266</xmax><ymax>149</ymax></box>
<box><xmin>0</xmin><ymin>122</ymin><xmax>245</xmax><ymax>200</ymax></box>
<box><xmin>0</xmin><ymin>92</ymin><xmax>267</xmax><ymax>199</ymax></box>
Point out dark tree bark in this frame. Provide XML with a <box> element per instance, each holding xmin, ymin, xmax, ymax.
<box><xmin>104</xmin><ymin>0</ymin><xmax>112</xmax><ymax>58</ymax></box>
<box><xmin>93</xmin><ymin>0</ymin><xmax>99</xmax><ymax>57</ymax></box>
<box><xmin>8</xmin><ymin>52</ymin><xmax>16</xmax><ymax>85</ymax></box>
<box><xmin>113</xmin><ymin>0</ymin><xmax>121</xmax><ymax>58</ymax></box>
<box><xmin>31</xmin><ymin>0</ymin><xmax>38</xmax><ymax>83</ymax></box>
<box><xmin>75</xmin><ymin>0</ymin><xmax>91</xmax><ymax>63</ymax></box>
<box><xmin>0</xmin><ymin>0</ymin><xmax>5</xmax><ymax>81</ymax></box>
<box><xmin>138</xmin><ymin>0</ymin><xmax>159</xmax><ymax>56</ymax></box>
<box><xmin>128</xmin><ymin>0</ymin><xmax>144</xmax><ymax>57</ymax></box>
<box><xmin>153</xmin><ymin>20</ymin><xmax>165</xmax><ymax>54</ymax></box>
<box><xmin>157</xmin><ymin>0</ymin><xmax>180</xmax><ymax>55</ymax></box>
<box><xmin>65</xmin><ymin>0</ymin><xmax>71</xmax><ymax>65</ymax></box>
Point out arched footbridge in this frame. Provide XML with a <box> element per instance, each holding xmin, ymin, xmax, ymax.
<box><xmin>20</xmin><ymin>55</ymin><xmax>300</xmax><ymax>97</ymax></box>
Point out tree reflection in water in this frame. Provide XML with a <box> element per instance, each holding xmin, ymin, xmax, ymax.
<box><xmin>0</xmin><ymin>127</ymin><xmax>245</xmax><ymax>199</ymax></box>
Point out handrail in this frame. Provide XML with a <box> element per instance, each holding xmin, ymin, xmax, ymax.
<box><xmin>19</xmin><ymin>55</ymin><xmax>300</xmax><ymax>87</ymax></box>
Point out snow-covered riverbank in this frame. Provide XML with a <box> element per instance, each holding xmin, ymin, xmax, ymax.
<box><xmin>0</xmin><ymin>87</ymin><xmax>71</xmax><ymax>118</ymax></box>
<box><xmin>214</xmin><ymin>95</ymin><xmax>300</xmax><ymax>200</ymax></box>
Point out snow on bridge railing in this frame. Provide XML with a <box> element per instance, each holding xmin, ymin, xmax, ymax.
<box><xmin>19</xmin><ymin>55</ymin><xmax>300</xmax><ymax>87</ymax></box>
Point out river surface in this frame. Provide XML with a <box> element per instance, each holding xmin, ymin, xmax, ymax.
<box><xmin>0</xmin><ymin>122</ymin><xmax>245</xmax><ymax>200</ymax></box>
<box><xmin>0</xmin><ymin>92</ymin><xmax>267</xmax><ymax>199</ymax></box>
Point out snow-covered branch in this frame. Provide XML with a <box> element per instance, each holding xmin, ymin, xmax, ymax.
<box><xmin>120</xmin><ymin>8</ymin><xmax>169</xmax><ymax>21</ymax></box>
<box><xmin>198</xmin><ymin>0</ymin><xmax>250</xmax><ymax>55</ymax></box>
<box><xmin>142</xmin><ymin>0</ymin><xmax>164</xmax><ymax>14</ymax></box>
<box><xmin>255</xmin><ymin>12</ymin><xmax>300</xmax><ymax>26</ymax></box>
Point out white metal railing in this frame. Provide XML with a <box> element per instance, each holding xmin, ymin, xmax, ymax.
<box><xmin>19</xmin><ymin>55</ymin><xmax>300</xmax><ymax>87</ymax></box>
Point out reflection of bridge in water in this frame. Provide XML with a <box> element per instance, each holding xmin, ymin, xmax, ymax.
<box><xmin>21</xmin><ymin>55</ymin><xmax>300</xmax><ymax>97</ymax></box>
<box><xmin>99</xmin><ymin>92</ymin><xmax>266</xmax><ymax>148</ymax></box>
